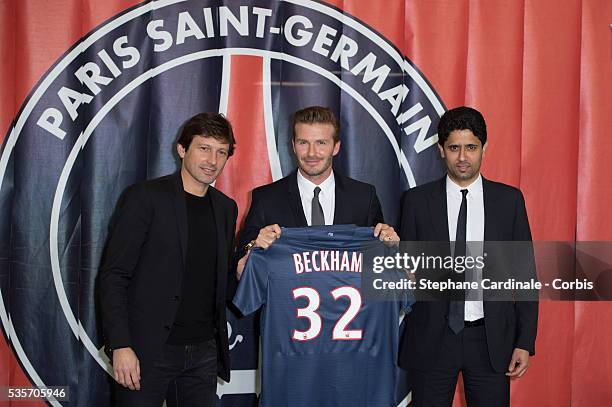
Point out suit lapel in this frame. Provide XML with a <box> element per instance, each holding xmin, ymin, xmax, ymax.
<box><xmin>333</xmin><ymin>173</ymin><xmax>350</xmax><ymax>225</ymax></box>
<box><xmin>287</xmin><ymin>171</ymin><xmax>308</xmax><ymax>227</ymax></box>
<box><xmin>172</xmin><ymin>172</ymin><xmax>188</xmax><ymax>264</ymax></box>
<box><xmin>429</xmin><ymin>177</ymin><xmax>450</xmax><ymax>241</ymax></box>
<box><xmin>482</xmin><ymin>177</ymin><xmax>499</xmax><ymax>241</ymax></box>
<box><xmin>481</xmin><ymin>176</ymin><xmax>499</xmax><ymax>303</ymax></box>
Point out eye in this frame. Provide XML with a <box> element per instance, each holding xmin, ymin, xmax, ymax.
<box><xmin>448</xmin><ymin>145</ymin><xmax>459</xmax><ymax>152</ymax></box>
<box><xmin>218</xmin><ymin>150</ymin><xmax>228</xmax><ymax>157</ymax></box>
<box><xmin>466</xmin><ymin>145</ymin><xmax>477</xmax><ymax>151</ymax></box>
<box><xmin>317</xmin><ymin>140</ymin><xmax>327</xmax><ymax>145</ymax></box>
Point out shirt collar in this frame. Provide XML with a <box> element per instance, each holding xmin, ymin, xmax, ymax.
<box><xmin>297</xmin><ymin>169</ymin><xmax>336</xmax><ymax>196</ymax></box>
<box><xmin>446</xmin><ymin>173</ymin><xmax>483</xmax><ymax>197</ymax></box>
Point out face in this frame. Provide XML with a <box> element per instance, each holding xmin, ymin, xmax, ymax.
<box><xmin>438</xmin><ymin>129</ymin><xmax>486</xmax><ymax>187</ymax></box>
<box><xmin>292</xmin><ymin>122</ymin><xmax>340</xmax><ymax>183</ymax></box>
<box><xmin>177</xmin><ymin>135</ymin><xmax>230</xmax><ymax>192</ymax></box>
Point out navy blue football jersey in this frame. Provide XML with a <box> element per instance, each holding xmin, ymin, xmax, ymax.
<box><xmin>233</xmin><ymin>225</ymin><xmax>411</xmax><ymax>407</ymax></box>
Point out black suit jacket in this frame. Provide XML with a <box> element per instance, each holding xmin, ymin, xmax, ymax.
<box><xmin>398</xmin><ymin>176</ymin><xmax>538</xmax><ymax>373</ymax></box>
<box><xmin>237</xmin><ymin>170</ymin><xmax>384</xmax><ymax>255</ymax></box>
<box><xmin>98</xmin><ymin>172</ymin><xmax>237</xmax><ymax>381</ymax></box>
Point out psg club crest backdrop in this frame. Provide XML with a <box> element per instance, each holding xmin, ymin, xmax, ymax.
<box><xmin>5</xmin><ymin>0</ymin><xmax>611</xmax><ymax>405</ymax></box>
<box><xmin>0</xmin><ymin>0</ymin><xmax>444</xmax><ymax>405</ymax></box>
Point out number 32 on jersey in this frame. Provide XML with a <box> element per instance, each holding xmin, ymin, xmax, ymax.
<box><xmin>292</xmin><ymin>286</ymin><xmax>363</xmax><ymax>341</ymax></box>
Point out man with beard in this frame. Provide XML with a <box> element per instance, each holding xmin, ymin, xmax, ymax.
<box><xmin>235</xmin><ymin>106</ymin><xmax>398</xmax><ymax>278</ymax></box>
<box><xmin>99</xmin><ymin>112</ymin><xmax>238</xmax><ymax>406</ymax></box>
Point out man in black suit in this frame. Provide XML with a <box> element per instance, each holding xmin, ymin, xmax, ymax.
<box><xmin>398</xmin><ymin>106</ymin><xmax>538</xmax><ymax>406</ymax></box>
<box><xmin>236</xmin><ymin>106</ymin><xmax>398</xmax><ymax>278</ymax></box>
<box><xmin>98</xmin><ymin>113</ymin><xmax>238</xmax><ymax>406</ymax></box>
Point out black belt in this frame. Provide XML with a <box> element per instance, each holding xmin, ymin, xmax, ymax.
<box><xmin>464</xmin><ymin>318</ymin><xmax>484</xmax><ymax>328</ymax></box>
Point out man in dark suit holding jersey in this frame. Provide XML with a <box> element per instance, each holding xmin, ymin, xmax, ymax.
<box><xmin>235</xmin><ymin>106</ymin><xmax>399</xmax><ymax>279</ymax></box>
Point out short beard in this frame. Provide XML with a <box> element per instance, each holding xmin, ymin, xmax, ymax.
<box><xmin>300</xmin><ymin>163</ymin><xmax>331</xmax><ymax>178</ymax></box>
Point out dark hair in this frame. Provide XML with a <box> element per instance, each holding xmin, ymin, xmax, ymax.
<box><xmin>291</xmin><ymin>106</ymin><xmax>340</xmax><ymax>143</ymax></box>
<box><xmin>437</xmin><ymin>106</ymin><xmax>487</xmax><ymax>146</ymax></box>
<box><xmin>176</xmin><ymin>112</ymin><xmax>235</xmax><ymax>156</ymax></box>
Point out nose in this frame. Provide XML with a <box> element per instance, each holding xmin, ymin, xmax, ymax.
<box><xmin>458</xmin><ymin>146</ymin><xmax>467</xmax><ymax>161</ymax></box>
<box><xmin>307</xmin><ymin>143</ymin><xmax>316</xmax><ymax>157</ymax></box>
<box><xmin>208</xmin><ymin>150</ymin><xmax>217</xmax><ymax>166</ymax></box>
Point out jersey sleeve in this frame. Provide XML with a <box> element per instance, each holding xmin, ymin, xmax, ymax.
<box><xmin>232</xmin><ymin>249</ymin><xmax>269</xmax><ymax>316</ymax></box>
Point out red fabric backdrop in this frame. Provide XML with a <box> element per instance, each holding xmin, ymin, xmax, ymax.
<box><xmin>1</xmin><ymin>0</ymin><xmax>611</xmax><ymax>405</ymax></box>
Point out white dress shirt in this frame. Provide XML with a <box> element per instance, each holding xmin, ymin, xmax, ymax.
<box><xmin>446</xmin><ymin>174</ymin><xmax>485</xmax><ymax>321</ymax></box>
<box><xmin>297</xmin><ymin>170</ymin><xmax>335</xmax><ymax>226</ymax></box>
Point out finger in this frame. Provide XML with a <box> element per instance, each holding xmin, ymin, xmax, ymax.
<box><xmin>116</xmin><ymin>370</ymin><xmax>126</xmax><ymax>387</ymax></box>
<box><xmin>123</xmin><ymin>368</ymin><xmax>135</xmax><ymax>390</ymax></box>
<box><xmin>262</xmin><ymin>235</ymin><xmax>276</xmax><ymax>246</ymax></box>
<box><xmin>373</xmin><ymin>223</ymin><xmax>383</xmax><ymax>237</ymax></box>
<box><xmin>263</xmin><ymin>237</ymin><xmax>278</xmax><ymax>249</ymax></box>
<box><xmin>259</xmin><ymin>231</ymin><xmax>276</xmax><ymax>242</ymax></box>
<box><xmin>255</xmin><ymin>236</ymin><xmax>270</xmax><ymax>248</ymax></box>
<box><xmin>380</xmin><ymin>231</ymin><xmax>395</xmax><ymax>242</ymax></box>
<box><xmin>507</xmin><ymin>357</ymin><xmax>519</xmax><ymax>373</ymax></box>
<box><xmin>127</xmin><ymin>376</ymin><xmax>136</xmax><ymax>391</ymax></box>
<box><xmin>265</xmin><ymin>224</ymin><xmax>281</xmax><ymax>236</ymax></box>
<box><xmin>265</xmin><ymin>230</ymin><xmax>279</xmax><ymax>240</ymax></box>
<box><xmin>508</xmin><ymin>363</ymin><xmax>528</xmax><ymax>378</ymax></box>
<box><xmin>257</xmin><ymin>229</ymin><xmax>281</xmax><ymax>250</ymax></box>
<box><xmin>506</xmin><ymin>359</ymin><xmax>522</xmax><ymax>376</ymax></box>
<box><xmin>131</xmin><ymin>369</ymin><xmax>141</xmax><ymax>391</ymax></box>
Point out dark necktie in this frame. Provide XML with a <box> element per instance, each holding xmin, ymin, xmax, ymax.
<box><xmin>448</xmin><ymin>189</ymin><xmax>468</xmax><ymax>334</ymax></box>
<box><xmin>311</xmin><ymin>186</ymin><xmax>325</xmax><ymax>225</ymax></box>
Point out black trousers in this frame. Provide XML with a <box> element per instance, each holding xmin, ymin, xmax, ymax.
<box><xmin>115</xmin><ymin>339</ymin><xmax>218</xmax><ymax>407</ymax></box>
<box><xmin>409</xmin><ymin>325</ymin><xmax>509</xmax><ymax>407</ymax></box>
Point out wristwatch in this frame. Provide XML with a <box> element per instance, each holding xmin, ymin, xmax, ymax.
<box><xmin>244</xmin><ymin>240</ymin><xmax>257</xmax><ymax>252</ymax></box>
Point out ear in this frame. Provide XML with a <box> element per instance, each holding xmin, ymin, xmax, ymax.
<box><xmin>437</xmin><ymin>143</ymin><xmax>445</xmax><ymax>158</ymax></box>
<box><xmin>177</xmin><ymin>143</ymin><xmax>186</xmax><ymax>159</ymax></box>
<box><xmin>482</xmin><ymin>142</ymin><xmax>487</xmax><ymax>157</ymax></box>
<box><xmin>332</xmin><ymin>140</ymin><xmax>341</xmax><ymax>156</ymax></box>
